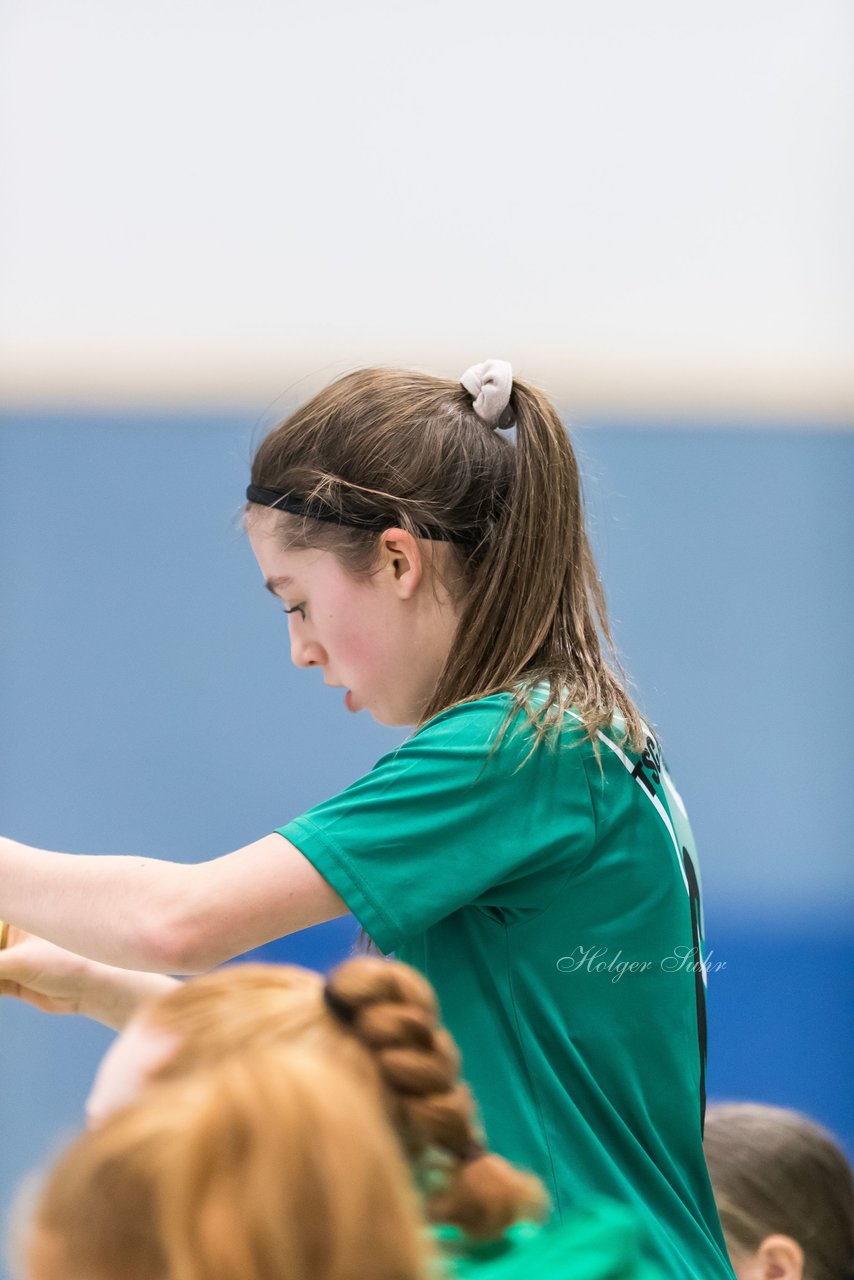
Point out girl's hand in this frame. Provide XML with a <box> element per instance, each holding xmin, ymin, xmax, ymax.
<box><xmin>0</xmin><ymin>926</ymin><xmax>91</xmax><ymax>1014</ymax></box>
<box><xmin>0</xmin><ymin>928</ymin><xmax>180</xmax><ymax>1029</ymax></box>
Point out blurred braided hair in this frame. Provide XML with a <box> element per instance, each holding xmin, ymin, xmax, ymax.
<box><xmin>321</xmin><ymin>957</ymin><xmax>549</xmax><ymax>1239</ymax></box>
<box><xmin>31</xmin><ymin>1049</ymin><xmax>431</xmax><ymax>1280</ymax></box>
<box><xmin>140</xmin><ymin>958</ymin><xmax>548</xmax><ymax>1243</ymax></box>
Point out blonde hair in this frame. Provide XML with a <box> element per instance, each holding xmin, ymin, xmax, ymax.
<box><xmin>29</xmin><ymin>1048</ymin><xmax>431</xmax><ymax>1280</ymax></box>
<box><xmin>704</xmin><ymin>1102</ymin><xmax>854</xmax><ymax>1280</ymax></box>
<box><xmin>142</xmin><ymin>957</ymin><xmax>549</xmax><ymax>1241</ymax></box>
<box><xmin>247</xmin><ymin>366</ymin><xmax>644</xmax><ymax>750</ymax></box>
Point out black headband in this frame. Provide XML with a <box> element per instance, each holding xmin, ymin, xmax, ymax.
<box><xmin>246</xmin><ymin>484</ymin><xmax>470</xmax><ymax>545</ymax></box>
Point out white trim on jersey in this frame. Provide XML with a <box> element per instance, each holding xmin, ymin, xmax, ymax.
<box><xmin>565</xmin><ymin>710</ymin><xmax>690</xmax><ymax>896</ymax></box>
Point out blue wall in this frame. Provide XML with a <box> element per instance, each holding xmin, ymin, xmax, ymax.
<box><xmin>1</xmin><ymin>411</ymin><xmax>852</xmax><ymax>1273</ymax></box>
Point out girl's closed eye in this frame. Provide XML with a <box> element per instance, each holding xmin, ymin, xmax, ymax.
<box><xmin>282</xmin><ymin>603</ymin><xmax>306</xmax><ymax>620</ymax></box>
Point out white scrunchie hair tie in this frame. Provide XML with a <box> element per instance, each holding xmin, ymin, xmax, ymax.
<box><xmin>459</xmin><ymin>358</ymin><xmax>514</xmax><ymax>428</ymax></box>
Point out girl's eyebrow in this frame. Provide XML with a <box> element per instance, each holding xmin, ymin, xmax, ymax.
<box><xmin>264</xmin><ymin>575</ymin><xmax>294</xmax><ymax>595</ymax></box>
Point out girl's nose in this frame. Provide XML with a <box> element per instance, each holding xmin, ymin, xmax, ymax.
<box><xmin>290</xmin><ymin>632</ymin><xmax>326</xmax><ymax>669</ymax></box>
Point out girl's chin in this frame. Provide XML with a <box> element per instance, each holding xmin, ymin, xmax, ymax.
<box><xmin>343</xmin><ymin>685</ymin><xmax>416</xmax><ymax>728</ymax></box>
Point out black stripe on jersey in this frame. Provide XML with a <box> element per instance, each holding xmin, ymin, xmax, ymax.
<box><xmin>682</xmin><ymin>844</ymin><xmax>708</xmax><ymax>1133</ymax></box>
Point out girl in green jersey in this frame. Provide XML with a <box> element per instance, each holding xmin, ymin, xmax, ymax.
<box><xmin>0</xmin><ymin>361</ymin><xmax>734</xmax><ymax>1278</ymax></box>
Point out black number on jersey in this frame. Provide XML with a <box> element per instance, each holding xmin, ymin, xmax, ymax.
<box><xmin>631</xmin><ymin>735</ymin><xmax>663</xmax><ymax>797</ymax></box>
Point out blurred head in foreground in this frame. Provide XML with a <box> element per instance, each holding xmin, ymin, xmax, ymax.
<box><xmin>86</xmin><ymin>957</ymin><xmax>548</xmax><ymax>1241</ymax></box>
<box><xmin>26</xmin><ymin>1048</ymin><xmax>431</xmax><ymax>1280</ymax></box>
<box><xmin>704</xmin><ymin>1102</ymin><xmax>854</xmax><ymax>1280</ymax></box>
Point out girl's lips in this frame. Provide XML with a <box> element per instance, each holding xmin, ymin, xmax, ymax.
<box><xmin>344</xmin><ymin>689</ymin><xmax>354</xmax><ymax>711</ymax></box>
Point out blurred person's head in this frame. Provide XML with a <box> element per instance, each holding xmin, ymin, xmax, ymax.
<box><xmin>27</xmin><ymin>1047</ymin><xmax>431</xmax><ymax>1280</ymax></box>
<box><xmin>87</xmin><ymin>957</ymin><xmax>548</xmax><ymax>1241</ymax></box>
<box><xmin>245</xmin><ymin>364</ymin><xmax>643</xmax><ymax>746</ymax></box>
<box><xmin>704</xmin><ymin>1102</ymin><xmax>854</xmax><ymax>1280</ymax></box>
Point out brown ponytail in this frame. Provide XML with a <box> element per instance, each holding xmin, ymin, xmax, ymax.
<box><xmin>246</xmin><ymin>366</ymin><xmax>644</xmax><ymax>750</ymax></box>
<box><xmin>29</xmin><ymin>1049</ymin><xmax>430</xmax><ymax>1280</ymax></box>
<box><xmin>323</xmin><ymin>957</ymin><xmax>549</xmax><ymax>1240</ymax></box>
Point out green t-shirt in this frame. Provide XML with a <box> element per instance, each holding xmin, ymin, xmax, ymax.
<box><xmin>432</xmin><ymin>1198</ymin><xmax>666</xmax><ymax>1280</ymax></box>
<box><xmin>277</xmin><ymin>691</ymin><xmax>734</xmax><ymax>1280</ymax></box>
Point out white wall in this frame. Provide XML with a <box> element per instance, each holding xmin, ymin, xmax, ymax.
<box><xmin>1</xmin><ymin>0</ymin><xmax>852</xmax><ymax>416</ymax></box>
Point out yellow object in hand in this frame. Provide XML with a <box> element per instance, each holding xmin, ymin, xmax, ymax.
<box><xmin>0</xmin><ymin>920</ymin><xmax>9</xmax><ymax>951</ymax></box>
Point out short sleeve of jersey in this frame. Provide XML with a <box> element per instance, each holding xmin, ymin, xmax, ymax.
<box><xmin>276</xmin><ymin>694</ymin><xmax>596</xmax><ymax>954</ymax></box>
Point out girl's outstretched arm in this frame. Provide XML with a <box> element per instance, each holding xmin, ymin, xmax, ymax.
<box><xmin>0</xmin><ymin>834</ymin><xmax>348</xmax><ymax>974</ymax></box>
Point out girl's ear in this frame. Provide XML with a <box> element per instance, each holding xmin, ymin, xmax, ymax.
<box><xmin>747</xmin><ymin>1233</ymin><xmax>805</xmax><ymax>1280</ymax></box>
<box><xmin>377</xmin><ymin>529</ymin><xmax>423</xmax><ymax>599</ymax></box>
